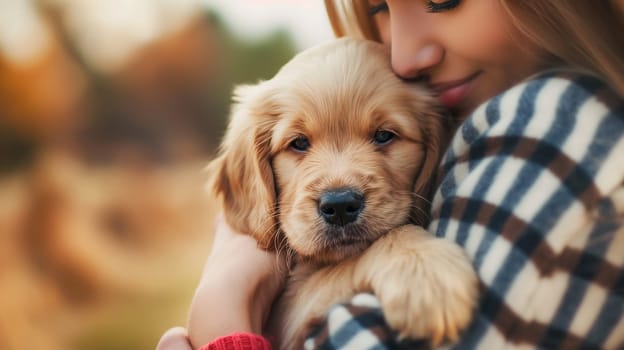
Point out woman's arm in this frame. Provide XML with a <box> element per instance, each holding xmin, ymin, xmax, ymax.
<box><xmin>187</xmin><ymin>216</ymin><xmax>286</xmax><ymax>347</ymax></box>
<box><xmin>305</xmin><ymin>72</ymin><xmax>624</xmax><ymax>349</ymax></box>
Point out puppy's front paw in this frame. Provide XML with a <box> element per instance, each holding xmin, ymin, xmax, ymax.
<box><xmin>357</xmin><ymin>225</ymin><xmax>478</xmax><ymax>346</ymax></box>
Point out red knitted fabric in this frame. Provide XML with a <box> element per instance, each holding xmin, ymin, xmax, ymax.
<box><xmin>198</xmin><ymin>332</ymin><xmax>272</xmax><ymax>350</ymax></box>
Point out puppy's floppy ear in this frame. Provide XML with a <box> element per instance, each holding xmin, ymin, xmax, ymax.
<box><xmin>206</xmin><ymin>83</ymin><xmax>281</xmax><ymax>250</ymax></box>
<box><xmin>410</xmin><ymin>108</ymin><xmax>452</xmax><ymax>227</ymax></box>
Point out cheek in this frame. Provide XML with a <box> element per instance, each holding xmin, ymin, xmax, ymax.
<box><xmin>449</xmin><ymin>11</ymin><xmax>515</xmax><ymax>62</ymax></box>
<box><xmin>273</xmin><ymin>154</ymin><xmax>319</xmax><ymax>228</ymax></box>
<box><xmin>374</xmin><ymin>15</ymin><xmax>391</xmax><ymax>44</ymax></box>
<box><xmin>272</xmin><ymin>154</ymin><xmax>320</xmax><ymax>254</ymax></box>
<box><xmin>450</xmin><ymin>2</ymin><xmax>542</xmax><ymax>72</ymax></box>
<box><xmin>273</xmin><ymin>154</ymin><xmax>299</xmax><ymax>200</ymax></box>
<box><xmin>434</xmin><ymin>0</ymin><xmax>510</xmax><ymax>61</ymax></box>
<box><xmin>385</xmin><ymin>142</ymin><xmax>425</xmax><ymax>188</ymax></box>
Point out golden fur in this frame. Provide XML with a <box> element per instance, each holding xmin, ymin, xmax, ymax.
<box><xmin>207</xmin><ymin>38</ymin><xmax>478</xmax><ymax>349</ymax></box>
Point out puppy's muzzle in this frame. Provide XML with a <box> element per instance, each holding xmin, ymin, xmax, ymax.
<box><xmin>318</xmin><ymin>188</ymin><xmax>365</xmax><ymax>226</ymax></box>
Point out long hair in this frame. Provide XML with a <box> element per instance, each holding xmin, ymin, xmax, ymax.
<box><xmin>324</xmin><ymin>0</ymin><xmax>624</xmax><ymax>96</ymax></box>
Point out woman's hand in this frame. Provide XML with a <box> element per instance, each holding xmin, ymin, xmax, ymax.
<box><xmin>183</xmin><ymin>215</ymin><xmax>287</xmax><ymax>348</ymax></box>
<box><xmin>156</xmin><ymin>327</ymin><xmax>192</xmax><ymax>350</ymax></box>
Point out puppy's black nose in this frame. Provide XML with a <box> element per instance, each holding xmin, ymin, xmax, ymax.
<box><xmin>318</xmin><ymin>189</ymin><xmax>364</xmax><ymax>226</ymax></box>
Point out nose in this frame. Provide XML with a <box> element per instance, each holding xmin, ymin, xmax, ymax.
<box><xmin>390</xmin><ymin>10</ymin><xmax>444</xmax><ymax>79</ymax></box>
<box><xmin>392</xmin><ymin>43</ymin><xmax>444</xmax><ymax>79</ymax></box>
<box><xmin>318</xmin><ymin>189</ymin><xmax>365</xmax><ymax>226</ymax></box>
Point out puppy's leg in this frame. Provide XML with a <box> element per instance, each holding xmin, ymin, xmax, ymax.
<box><xmin>277</xmin><ymin>225</ymin><xmax>478</xmax><ymax>348</ymax></box>
<box><xmin>353</xmin><ymin>225</ymin><xmax>478</xmax><ymax>346</ymax></box>
<box><xmin>274</xmin><ymin>262</ymin><xmax>364</xmax><ymax>349</ymax></box>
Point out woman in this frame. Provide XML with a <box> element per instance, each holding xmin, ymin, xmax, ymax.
<box><xmin>158</xmin><ymin>1</ymin><xmax>624</xmax><ymax>349</ymax></box>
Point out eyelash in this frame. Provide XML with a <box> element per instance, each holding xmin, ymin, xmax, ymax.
<box><xmin>426</xmin><ymin>0</ymin><xmax>461</xmax><ymax>12</ymax></box>
<box><xmin>368</xmin><ymin>2</ymin><xmax>388</xmax><ymax>16</ymax></box>
<box><xmin>368</xmin><ymin>0</ymin><xmax>461</xmax><ymax>16</ymax></box>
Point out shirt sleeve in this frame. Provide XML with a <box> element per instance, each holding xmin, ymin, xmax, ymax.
<box><xmin>305</xmin><ymin>72</ymin><xmax>624</xmax><ymax>349</ymax></box>
<box><xmin>199</xmin><ymin>332</ymin><xmax>272</xmax><ymax>350</ymax></box>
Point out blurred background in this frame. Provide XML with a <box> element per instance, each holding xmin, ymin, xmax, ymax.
<box><xmin>0</xmin><ymin>0</ymin><xmax>332</xmax><ymax>349</ymax></box>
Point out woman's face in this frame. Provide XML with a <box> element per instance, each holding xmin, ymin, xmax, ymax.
<box><xmin>369</xmin><ymin>0</ymin><xmax>547</xmax><ymax>119</ymax></box>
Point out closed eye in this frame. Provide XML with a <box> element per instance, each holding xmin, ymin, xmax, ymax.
<box><xmin>369</xmin><ymin>0</ymin><xmax>461</xmax><ymax>15</ymax></box>
<box><xmin>426</xmin><ymin>0</ymin><xmax>461</xmax><ymax>13</ymax></box>
<box><xmin>368</xmin><ymin>2</ymin><xmax>388</xmax><ymax>16</ymax></box>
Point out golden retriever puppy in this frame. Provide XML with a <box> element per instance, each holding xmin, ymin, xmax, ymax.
<box><xmin>206</xmin><ymin>38</ymin><xmax>478</xmax><ymax>349</ymax></box>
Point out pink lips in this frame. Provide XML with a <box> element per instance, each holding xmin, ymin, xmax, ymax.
<box><xmin>431</xmin><ymin>71</ymin><xmax>481</xmax><ymax>109</ymax></box>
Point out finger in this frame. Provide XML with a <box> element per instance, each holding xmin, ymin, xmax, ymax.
<box><xmin>156</xmin><ymin>327</ymin><xmax>193</xmax><ymax>350</ymax></box>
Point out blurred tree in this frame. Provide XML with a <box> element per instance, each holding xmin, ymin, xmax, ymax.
<box><xmin>0</xmin><ymin>6</ymin><xmax>298</xmax><ymax>169</ymax></box>
<box><xmin>73</xmin><ymin>9</ymin><xmax>298</xmax><ymax>164</ymax></box>
<box><xmin>193</xmin><ymin>11</ymin><xmax>298</xmax><ymax>155</ymax></box>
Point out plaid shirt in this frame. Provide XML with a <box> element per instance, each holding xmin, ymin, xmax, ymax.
<box><xmin>305</xmin><ymin>72</ymin><xmax>624</xmax><ymax>349</ymax></box>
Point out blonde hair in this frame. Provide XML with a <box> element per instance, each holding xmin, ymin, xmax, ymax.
<box><xmin>324</xmin><ymin>0</ymin><xmax>624</xmax><ymax>96</ymax></box>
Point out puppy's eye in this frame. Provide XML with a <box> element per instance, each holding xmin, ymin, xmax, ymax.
<box><xmin>289</xmin><ymin>136</ymin><xmax>310</xmax><ymax>152</ymax></box>
<box><xmin>373</xmin><ymin>130</ymin><xmax>396</xmax><ymax>145</ymax></box>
